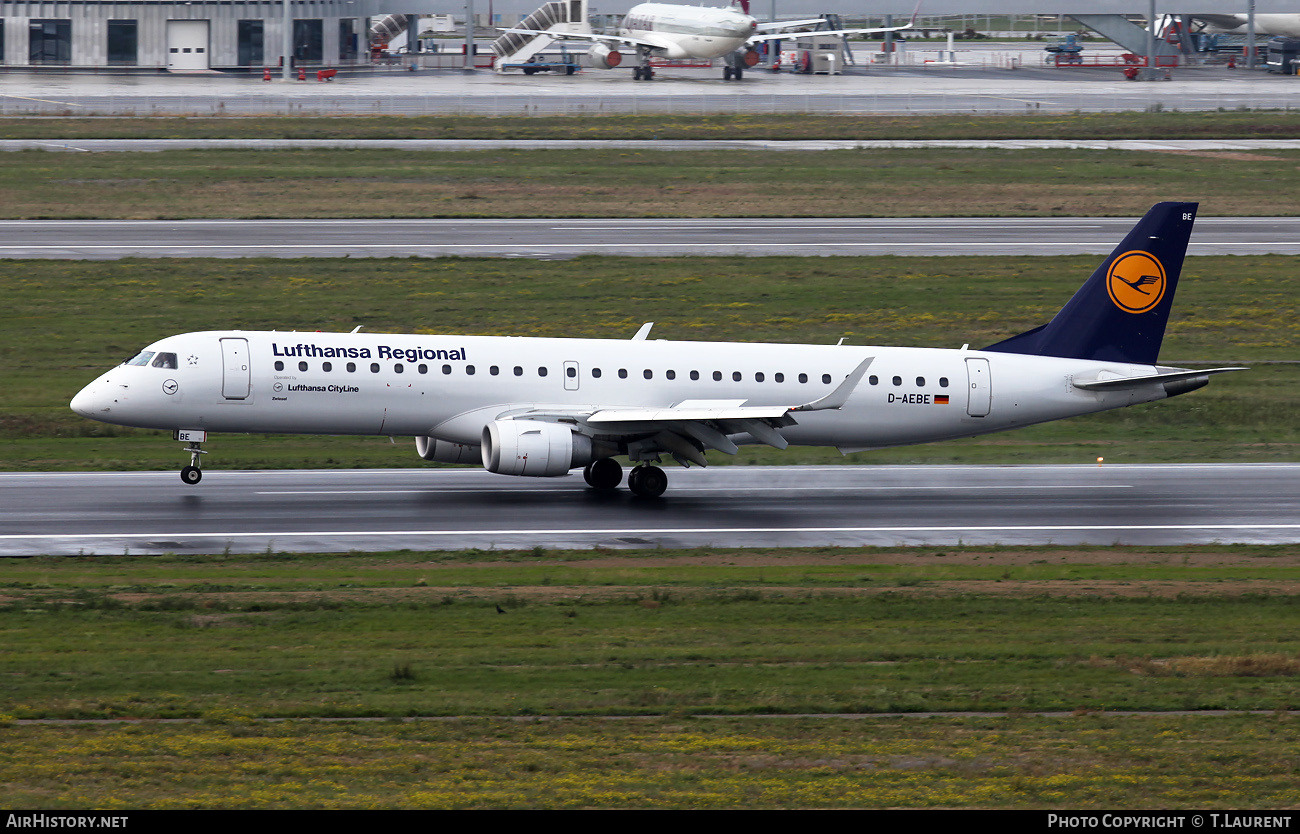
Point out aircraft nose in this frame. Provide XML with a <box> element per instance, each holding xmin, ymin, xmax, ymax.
<box><xmin>70</xmin><ymin>382</ymin><xmax>110</xmax><ymax>418</ymax></box>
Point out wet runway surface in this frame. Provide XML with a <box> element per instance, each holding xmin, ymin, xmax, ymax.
<box><xmin>3</xmin><ymin>216</ymin><xmax>1298</xmax><ymax>258</ymax></box>
<box><xmin>4</xmin><ymin>464</ymin><xmax>1298</xmax><ymax>555</ymax></box>
<box><xmin>0</xmin><ymin>57</ymin><xmax>1297</xmax><ymax>115</ymax></box>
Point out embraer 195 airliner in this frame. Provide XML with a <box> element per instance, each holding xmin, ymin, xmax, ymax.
<box><xmin>71</xmin><ymin>203</ymin><xmax>1243</xmax><ymax>498</ymax></box>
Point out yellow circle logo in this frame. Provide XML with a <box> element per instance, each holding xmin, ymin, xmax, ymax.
<box><xmin>1107</xmin><ymin>251</ymin><xmax>1166</xmax><ymax>314</ymax></box>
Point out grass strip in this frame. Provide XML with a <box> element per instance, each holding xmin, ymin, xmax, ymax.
<box><xmin>3</xmin><ymin>547</ymin><xmax>1300</xmax><ymax>721</ymax></box>
<box><xmin>4</xmin><ymin>111</ymin><xmax>1300</xmax><ymax>140</ymax></box>
<box><xmin>4</xmin><ymin>715</ymin><xmax>1299</xmax><ymax>808</ymax></box>
<box><xmin>5</xmin><ymin>147</ymin><xmax>1300</xmax><ymax>218</ymax></box>
<box><xmin>6</xmin><ymin>546</ymin><xmax>1300</xmax><ymax>808</ymax></box>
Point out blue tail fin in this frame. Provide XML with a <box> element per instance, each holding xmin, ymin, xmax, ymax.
<box><xmin>982</xmin><ymin>202</ymin><xmax>1197</xmax><ymax>365</ymax></box>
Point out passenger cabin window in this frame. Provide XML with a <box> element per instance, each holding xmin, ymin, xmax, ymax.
<box><xmin>491</xmin><ymin>366</ymin><xmax>500</xmax><ymax>376</ymax></box>
<box><xmin>798</xmin><ymin>373</ymin><xmax>808</xmax><ymax>383</ymax></box>
<box><xmin>775</xmin><ymin>373</ymin><xmax>784</xmax><ymax>383</ymax></box>
<box><xmin>443</xmin><ymin>365</ymin><xmax>452</xmax><ymax>375</ymax></box>
<box><xmin>916</xmin><ymin>376</ymin><xmax>925</xmax><ymax>386</ymax></box>
<box><xmin>370</xmin><ymin>363</ymin><xmax>380</xmax><ymax>373</ymax></box>
<box><xmin>822</xmin><ymin>374</ymin><xmax>832</xmax><ymax>384</ymax></box>
<box><xmin>893</xmin><ymin>376</ymin><xmax>902</xmax><ymax>386</ymax></box>
<box><xmin>151</xmin><ymin>353</ymin><xmax>178</xmax><ymax>369</ymax></box>
<box><xmin>643</xmin><ymin>369</ymin><xmax>653</xmax><ymax>379</ymax></box>
<box><xmin>538</xmin><ymin>367</ymin><xmax>548</xmax><ymax>377</ymax></box>
<box><xmin>869</xmin><ymin>375</ymin><xmax>878</xmax><ymax>385</ymax></box>
<box><xmin>467</xmin><ymin>365</ymin><xmax>476</xmax><ymax>375</ymax></box>
<box><xmin>592</xmin><ymin>368</ymin><xmax>602</xmax><ymax>379</ymax></box>
<box><xmin>298</xmin><ymin>361</ymin><xmax>308</xmax><ymax>372</ymax></box>
<box><xmin>418</xmin><ymin>364</ymin><xmax>428</xmax><ymax>374</ymax></box>
<box><xmin>394</xmin><ymin>364</ymin><xmax>404</xmax><ymax>374</ymax></box>
<box><xmin>940</xmin><ymin>377</ymin><xmax>949</xmax><ymax>388</ymax></box>
<box><xmin>514</xmin><ymin>366</ymin><xmax>523</xmax><ymax>376</ymax></box>
<box><xmin>619</xmin><ymin>369</ymin><xmax>628</xmax><ymax>379</ymax></box>
<box><xmin>666</xmin><ymin>370</ymin><xmax>676</xmax><ymax>380</ymax></box>
<box><xmin>690</xmin><ymin>371</ymin><xmax>700</xmax><ymax>381</ymax></box>
<box><xmin>124</xmin><ymin>350</ymin><xmax>155</xmax><ymax>366</ymax></box>
<box><xmin>755</xmin><ymin>372</ymin><xmax>764</xmax><ymax>382</ymax></box>
<box><xmin>347</xmin><ymin>362</ymin><xmax>356</xmax><ymax>373</ymax></box>
<box><xmin>275</xmin><ymin>361</ymin><xmax>285</xmax><ymax>371</ymax></box>
<box><xmin>322</xmin><ymin>362</ymin><xmax>332</xmax><ymax>372</ymax></box>
<box><xmin>713</xmin><ymin>371</ymin><xmax>722</xmax><ymax>381</ymax></box>
<box><xmin>732</xmin><ymin>372</ymin><xmax>742</xmax><ymax>382</ymax></box>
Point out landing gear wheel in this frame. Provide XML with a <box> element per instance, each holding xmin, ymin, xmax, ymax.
<box><xmin>734</xmin><ymin>66</ymin><xmax>743</xmax><ymax>80</ymax></box>
<box><xmin>583</xmin><ymin>458</ymin><xmax>623</xmax><ymax>490</ymax></box>
<box><xmin>627</xmin><ymin>465</ymin><xmax>667</xmax><ymax>498</ymax></box>
<box><xmin>181</xmin><ymin>465</ymin><xmax>202</xmax><ymax>485</ymax></box>
<box><xmin>723</xmin><ymin>66</ymin><xmax>733</xmax><ymax>80</ymax></box>
<box><xmin>633</xmin><ymin>66</ymin><xmax>643</xmax><ymax>80</ymax></box>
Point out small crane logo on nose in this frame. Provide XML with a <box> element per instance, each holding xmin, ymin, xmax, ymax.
<box><xmin>162</xmin><ymin>380</ymin><xmax>179</xmax><ymax>395</ymax></box>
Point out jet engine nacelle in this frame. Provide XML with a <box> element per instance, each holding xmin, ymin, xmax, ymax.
<box><xmin>416</xmin><ymin>436</ymin><xmax>482</xmax><ymax>465</ymax></box>
<box><xmin>730</xmin><ymin>47</ymin><xmax>761</xmax><ymax>68</ymax></box>
<box><xmin>588</xmin><ymin>43</ymin><xmax>623</xmax><ymax>69</ymax></box>
<box><xmin>481</xmin><ymin>420</ymin><xmax>595</xmax><ymax>477</ymax></box>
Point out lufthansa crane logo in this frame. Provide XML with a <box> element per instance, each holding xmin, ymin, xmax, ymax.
<box><xmin>1106</xmin><ymin>250</ymin><xmax>1166</xmax><ymax>314</ymax></box>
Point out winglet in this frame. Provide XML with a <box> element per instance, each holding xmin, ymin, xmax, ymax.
<box><xmin>792</xmin><ymin>357</ymin><xmax>873</xmax><ymax>412</ymax></box>
<box><xmin>632</xmin><ymin>322</ymin><xmax>654</xmax><ymax>341</ymax></box>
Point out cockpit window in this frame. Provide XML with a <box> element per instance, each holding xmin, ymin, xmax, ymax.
<box><xmin>124</xmin><ymin>350</ymin><xmax>155</xmax><ymax>366</ymax></box>
<box><xmin>151</xmin><ymin>352</ymin><xmax>178</xmax><ymax>369</ymax></box>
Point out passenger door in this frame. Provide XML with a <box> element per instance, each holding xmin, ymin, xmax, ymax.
<box><xmin>220</xmin><ymin>337</ymin><xmax>251</xmax><ymax>400</ymax></box>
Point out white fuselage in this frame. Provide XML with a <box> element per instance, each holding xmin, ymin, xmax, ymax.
<box><xmin>70</xmin><ymin>330</ymin><xmax>1168</xmax><ymax>454</ymax></box>
<box><xmin>1195</xmin><ymin>14</ymin><xmax>1300</xmax><ymax>37</ymax></box>
<box><xmin>620</xmin><ymin>3</ymin><xmax>758</xmax><ymax>59</ymax></box>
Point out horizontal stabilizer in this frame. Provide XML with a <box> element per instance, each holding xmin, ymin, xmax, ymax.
<box><xmin>1072</xmin><ymin>367</ymin><xmax>1247</xmax><ymax>391</ymax></box>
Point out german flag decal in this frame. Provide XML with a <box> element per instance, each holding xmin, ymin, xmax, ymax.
<box><xmin>935</xmin><ymin>395</ymin><xmax>950</xmax><ymax>405</ymax></box>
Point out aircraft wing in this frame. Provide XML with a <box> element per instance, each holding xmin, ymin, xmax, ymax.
<box><xmin>507</xmin><ymin>358</ymin><xmax>873</xmax><ymax>465</ymax></box>
<box><xmin>747</xmin><ymin>23</ymin><xmax>912</xmax><ymax>45</ymax></box>
<box><xmin>499</xmin><ymin>28</ymin><xmax>674</xmax><ymax>51</ymax></box>
<box><xmin>755</xmin><ymin>18</ymin><xmax>827</xmax><ymax>32</ymax></box>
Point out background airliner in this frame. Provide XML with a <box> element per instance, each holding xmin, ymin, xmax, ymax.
<box><xmin>508</xmin><ymin>0</ymin><xmax>912</xmax><ymax>80</ymax></box>
<box><xmin>1192</xmin><ymin>14</ymin><xmax>1300</xmax><ymax>38</ymax></box>
<box><xmin>70</xmin><ymin>203</ymin><xmax>1243</xmax><ymax>498</ymax></box>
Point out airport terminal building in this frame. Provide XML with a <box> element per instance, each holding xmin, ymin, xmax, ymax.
<box><xmin>0</xmin><ymin>1</ymin><xmax>393</xmax><ymax>69</ymax></box>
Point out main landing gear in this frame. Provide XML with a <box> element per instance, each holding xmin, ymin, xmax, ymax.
<box><xmin>723</xmin><ymin>65</ymin><xmax>744</xmax><ymax>80</ymax></box>
<box><xmin>632</xmin><ymin>47</ymin><xmax>654</xmax><ymax>81</ymax></box>
<box><xmin>626</xmin><ymin>464</ymin><xmax>668</xmax><ymax>498</ymax></box>
<box><xmin>582</xmin><ymin>459</ymin><xmax>667</xmax><ymax>498</ymax></box>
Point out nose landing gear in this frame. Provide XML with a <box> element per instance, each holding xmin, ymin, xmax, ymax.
<box><xmin>174</xmin><ymin>429</ymin><xmax>208</xmax><ymax>485</ymax></box>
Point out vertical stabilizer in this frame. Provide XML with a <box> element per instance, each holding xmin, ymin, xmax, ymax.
<box><xmin>982</xmin><ymin>202</ymin><xmax>1197</xmax><ymax>365</ymax></box>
